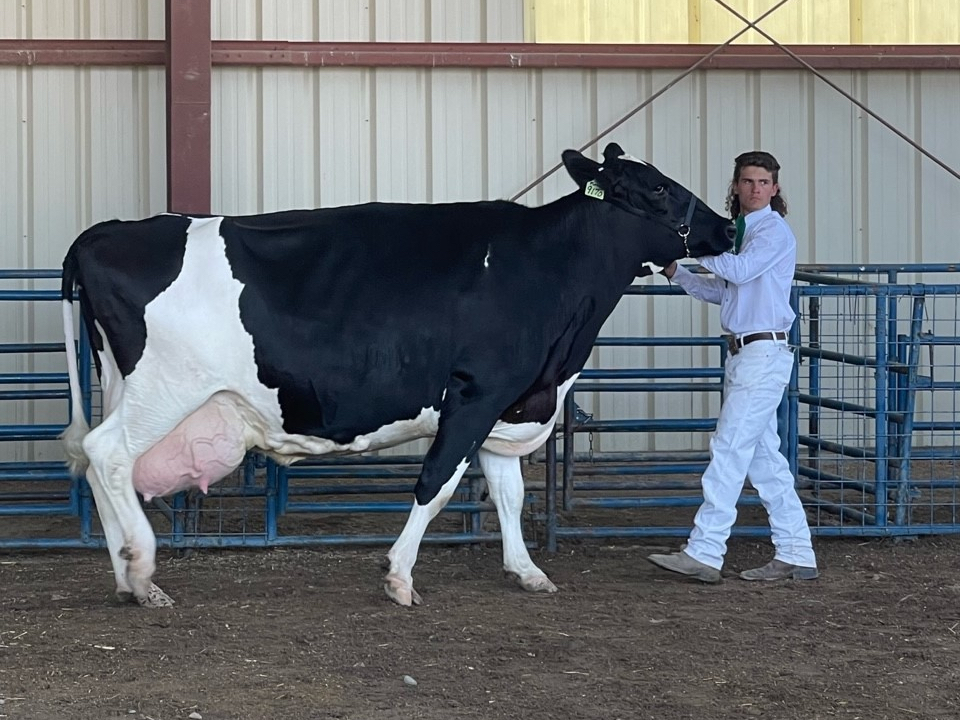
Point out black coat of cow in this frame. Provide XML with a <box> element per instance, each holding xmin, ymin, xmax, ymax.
<box><xmin>61</xmin><ymin>143</ymin><xmax>734</xmax><ymax>607</ymax></box>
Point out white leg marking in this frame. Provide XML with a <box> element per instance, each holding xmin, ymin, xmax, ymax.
<box><xmin>477</xmin><ymin>449</ymin><xmax>557</xmax><ymax>594</ymax></box>
<box><xmin>384</xmin><ymin>459</ymin><xmax>470</xmax><ymax>607</ymax></box>
<box><xmin>83</xmin><ymin>419</ymin><xmax>173</xmax><ymax>607</ymax></box>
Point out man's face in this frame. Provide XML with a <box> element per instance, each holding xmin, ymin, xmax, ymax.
<box><xmin>735</xmin><ymin>165</ymin><xmax>778</xmax><ymax>214</ymax></box>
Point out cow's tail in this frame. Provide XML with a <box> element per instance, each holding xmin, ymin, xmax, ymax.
<box><xmin>61</xmin><ymin>243</ymin><xmax>91</xmax><ymax>477</ymax></box>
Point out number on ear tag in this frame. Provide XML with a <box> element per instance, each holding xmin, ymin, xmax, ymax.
<box><xmin>584</xmin><ymin>180</ymin><xmax>605</xmax><ymax>200</ymax></box>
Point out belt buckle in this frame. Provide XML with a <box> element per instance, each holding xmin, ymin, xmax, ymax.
<box><xmin>725</xmin><ymin>334</ymin><xmax>739</xmax><ymax>356</ymax></box>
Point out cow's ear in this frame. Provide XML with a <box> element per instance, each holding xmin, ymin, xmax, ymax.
<box><xmin>562</xmin><ymin>149</ymin><xmax>602</xmax><ymax>188</ymax></box>
<box><xmin>602</xmin><ymin>143</ymin><xmax>625</xmax><ymax>164</ymax></box>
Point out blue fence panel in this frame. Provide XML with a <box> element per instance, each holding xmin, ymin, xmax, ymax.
<box><xmin>0</xmin><ymin>271</ymin><xmax>88</xmax><ymax>544</ymax></box>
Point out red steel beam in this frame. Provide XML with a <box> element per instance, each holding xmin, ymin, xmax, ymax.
<box><xmin>165</xmin><ymin>1</ymin><xmax>211</xmax><ymax>215</ymax></box>
<box><xmin>0</xmin><ymin>39</ymin><xmax>165</xmax><ymax>65</ymax></box>
<box><xmin>0</xmin><ymin>40</ymin><xmax>958</xmax><ymax>70</ymax></box>
<box><xmin>210</xmin><ymin>42</ymin><xmax>960</xmax><ymax>70</ymax></box>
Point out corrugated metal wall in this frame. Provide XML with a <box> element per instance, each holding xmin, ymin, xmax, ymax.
<box><xmin>3</xmin><ymin>0</ymin><xmax>163</xmax><ymax>39</ymax></box>
<box><xmin>2</xmin><ymin>0</ymin><xmax>959</xmax><ymax>459</ymax></box>
<box><xmin>0</xmin><ymin>0</ymin><xmax>524</xmax><ymax>41</ymax></box>
<box><xmin>527</xmin><ymin>0</ymin><xmax>960</xmax><ymax>43</ymax></box>
<box><xmin>211</xmin><ymin>0</ymin><xmax>524</xmax><ymax>42</ymax></box>
<box><xmin>7</xmin><ymin>0</ymin><xmax>956</xmax><ymax>43</ymax></box>
<box><xmin>210</xmin><ymin>66</ymin><xmax>960</xmax><ymax>268</ymax></box>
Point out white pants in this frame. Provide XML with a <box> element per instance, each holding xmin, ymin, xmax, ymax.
<box><xmin>685</xmin><ymin>339</ymin><xmax>817</xmax><ymax>570</ymax></box>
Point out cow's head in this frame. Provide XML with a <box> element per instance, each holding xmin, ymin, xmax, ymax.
<box><xmin>562</xmin><ymin>143</ymin><xmax>735</xmax><ymax>271</ymax></box>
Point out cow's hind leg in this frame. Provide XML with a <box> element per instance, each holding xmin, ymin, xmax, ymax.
<box><xmin>477</xmin><ymin>449</ymin><xmax>557</xmax><ymax>594</ymax></box>
<box><xmin>83</xmin><ymin>420</ymin><xmax>172</xmax><ymax>607</ymax></box>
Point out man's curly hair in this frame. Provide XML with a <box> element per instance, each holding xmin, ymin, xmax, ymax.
<box><xmin>725</xmin><ymin>150</ymin><xmax>787</xmax><ymax>218</ymax></box>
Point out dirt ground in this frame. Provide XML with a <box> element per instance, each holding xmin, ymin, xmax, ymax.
<box><xmin>2</xmin><ymin>534</ymin><xmax>960</xmax><ymax>720</ymax></box>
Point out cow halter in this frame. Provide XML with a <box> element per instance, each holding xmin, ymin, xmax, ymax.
<box><xmin>677</xmin><ymin>192</ymin><xmax>698</xmax><ymax>257</ymax></box>
<box><xmin>585</xmin><ymin>180</ymin><xmax>698</xmax><ymax>255</ymax></box>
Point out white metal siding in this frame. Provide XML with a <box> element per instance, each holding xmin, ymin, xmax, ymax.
<box><xmin>1</xmin><ymin>0</ymin><xmax>163</xmax><ymax>39</ymax></box>
<box><xmin>0</xmin><ymin>1</ymin><xmax>522</xmax><ymax>41</ymax></box>
<box><xmin>211</xmin><ymin>0</ymin><xmax>524</xmax><ymax>41</ymax></box>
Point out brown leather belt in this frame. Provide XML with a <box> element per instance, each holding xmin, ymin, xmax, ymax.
<box><xmin>725</xmin><ymin>331</ymin><xmax>788</xmax><ymax>356</ymax></box>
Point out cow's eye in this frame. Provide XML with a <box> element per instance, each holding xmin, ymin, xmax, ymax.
<box><xmin>654</xmin><ymin>184</ymin><xmax>666</xmax><ymax>195</ymax></box>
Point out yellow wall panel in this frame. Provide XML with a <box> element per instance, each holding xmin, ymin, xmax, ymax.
<box><xmin>593</xmin><ymin>0</ymin><xmax>688</xmax><ymax>43</ymax></box>
<box><xmin>910</xmin><ymin>0</ymin><xmax>960</xmax><ymax>43</ymax></box>
<box><xmin>528</xmin><ymin>0</ymin><xmax>960</xmax><ymax>44</ymax></box>
<box><xmin>526</xmin><ymin>0</ymin><xmax>690</xmax><ymax>42</ymax></box>
<box><xmin>526</xmin><ymin>0</ymin><xmax>582</xmax><ymax>41</ymax></box>
<box><xmin>695</xmin><ymin>0</ymin><xmax>853</xmax><ymax>44</ymax></box>
<box><xmin>587</xmin><ymin>1</ymin><xmax>641</xmax><ymax>43</ymax></box>
<box><xmin>859</xmin><ymin>0</ymin><xmax>911</xmax><ymax>42</ymax></box>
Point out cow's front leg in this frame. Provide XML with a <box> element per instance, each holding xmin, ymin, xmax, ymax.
<box><xmin>477</xmin><ymin>449</ymin><xmax>557</xmax><ymax>594</ymax></box>
<box><xmin>385</xmin><ymin>375</ymin><xmax>514</xmax><ymax>605</ymax></box>
<box><xmin>83</xmin><ymin>426</ymin><xmax>173</xmax><ymax>607</ymax></box>
<box><xmin>384</xmin><ymin>460</ymin><xmax>470</xmax><ymax>606</ymax></box>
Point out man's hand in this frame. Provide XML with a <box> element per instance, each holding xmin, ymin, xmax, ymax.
<box><xmin>661</xmin><ymin>261</ymin><xmax>677</xmax><ymax>279</ymax></box>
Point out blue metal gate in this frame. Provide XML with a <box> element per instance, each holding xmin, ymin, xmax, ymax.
<box><xmin>0</xmin><ymin>270</ymin><xmax>94</xmax><ymax>548</ymax></box>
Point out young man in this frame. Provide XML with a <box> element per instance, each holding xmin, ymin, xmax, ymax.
<box><xmin>647</xmin><ymin>151</ymin><xmax>818</xmax><ymax>583</ymax></box>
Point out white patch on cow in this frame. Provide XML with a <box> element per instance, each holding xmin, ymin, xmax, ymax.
<box><xmin>114</xmin><ymin>217</ymin><xmax>282</xmax><ymax>465</ymax></box>
<box><xmin>482</xmin><ymin>374</ymin><xmax>579</xmax><ymax>455</ymax></box>
<box><xmin>640</xmin><ymin>261</ymin><xmax>664</xmax><ymax>275</ymax></box>
<box><xmin>269</xmin><ymin>405</ymin><xmax>441</xmax><ymax>460</ymax></box>
<box><xmin>94</xmin><ymin>320</ymin><xmax>125</xmax><ymax>417</ymax></box>
<box><xmin>483</xmin><ymin>244</ymin><xmax>491</xmax><ymax>268</ymax></box>
<box><xmin>259</xmin><ymin>407</ymin><xmax>440</xmax><ymax>458</ymax></box>
<box><xmin>618</xmin><ymin>153</ymin><xmax>646</xmax><ymax>164</ymax></box>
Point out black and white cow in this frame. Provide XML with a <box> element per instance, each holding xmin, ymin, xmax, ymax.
<box><xmin>60</xmin><ymin>143</ymin><xmax>734</xmax><ymax>608</ymax></box>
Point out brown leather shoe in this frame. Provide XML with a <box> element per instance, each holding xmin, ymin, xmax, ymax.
<box><xmin>739</xmin><ymin>559</ymin><xmax>819</xmax><ymax>581</ymax></box>
<box><xmin>647</xmin><ymin>550</ymin><xmax>721</xmax><ymax>583</ymax></box>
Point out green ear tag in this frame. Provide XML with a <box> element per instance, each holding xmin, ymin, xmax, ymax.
<box><xmin>584</xmin><ymin>179</ymin><xmax>605</xmax><ymax>200</ymax></box>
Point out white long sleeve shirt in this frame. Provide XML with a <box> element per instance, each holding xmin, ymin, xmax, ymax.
<box><xmin>670</xmin><ymin>204</ymin><xmax>796</xmax><ymax>335</ymax></box>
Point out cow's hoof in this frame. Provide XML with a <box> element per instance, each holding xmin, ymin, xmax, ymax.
<box><xmin>384</xmin><ymin>576</ymin><xmax>422</xmax><ymax>607</ymax></box>
<box><xmin>115</xmin><ymin>582</ymin><xmax>174</xmax><ymax>607</ymax></box>
<box><xmin>507</xmin><ymin>571</ymin><xmax>559</xmax><ymax>594</ymax></box>
<box><xmin>137</xmin><ymin>583</ymin><xmax>175</xmax><ymax>608</ymax></box>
